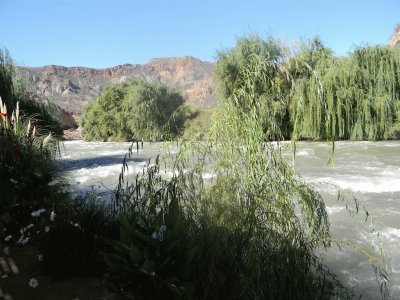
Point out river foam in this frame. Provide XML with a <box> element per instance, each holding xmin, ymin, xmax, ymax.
<box><xmin>60</xmin><ymin>140</ymin><xmax>400</xmax><ymax>299</ymax></box>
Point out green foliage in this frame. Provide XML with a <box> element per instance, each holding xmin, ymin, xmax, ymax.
<box><xmin>181</xmin><ymin>105</ymin><xmax>216</xmax><ymax>139</ymax></box>
<box><xmin>0</xmin><ymin>99</ymin><xmax>66</xmax><ymax>239</ymax></box>
<box><xmin>214</xmin><ymin>35</ymin><xmax>284</xmax><ymax>100</ymax></box>
<box><xmin>0</xmin><ymin>49</ymin><xmax>65</xmax><ymax>244</ymax></box>
<box><xmin>104</xmin><ymin>35</ymin><xmax>391</xmax><ymax>299</ymax></box>
<box><xmin>288</xmin><ymin>36</ymin><xmax>334</xmax><ymax>80</ymax></box>
<box><xmin>16</xmin><ymin>98</ymin><xmax>63</xmax><ymax>136</ymax></box>
<box><xmin>215</xmin><ymin>36</ymin><xmax>400</xmax><ymax>141</ymax></box>
<box><xmin>0</xmin><ymin>49</ymin><xmax>16</xmax><ymax>112</ymax></box>
<box><xmin>104</xmin><ymin>52</ymin><xmax>350</xmax><ymax>300</ymax></box>
<box><xmin>0</xmin><ymin>48</ymin><xmax>62</xmax><ymax>135</ymax></box>
<box><xmin>291</xmin><ymin>45</ymin><xmax>400</xmax><ymax>140</ymax></box>
<box><xmin>214</xmin><ymin>35</ymin><xmax>293</xmax><ymax>139</ymax></box>
<box><xmin>81</xmin><ymin>80</ymin><xmax>186</xmax><ymax>142</ymax></box>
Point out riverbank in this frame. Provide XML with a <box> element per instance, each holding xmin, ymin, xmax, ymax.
<box><xmin>0</xmin><ymin>244</ymin><xmax>121</xmax><ymax>300</ymax></box>
<box><xmin>62</xmin><ymin>128</ymin><xmax>83</xmax><ymax>141</ymax></box>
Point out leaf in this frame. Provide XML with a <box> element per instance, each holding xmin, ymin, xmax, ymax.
<box><xmin>140</xmin><ymin>258</ymin><xmax>156</xmax><ymax>276</ymax></box>
<box><xmin>103</xmin><ymin>253</ymin><xmax>125</xmax><ymax>271</ymax></box>
<box><xmin>105</xmin><ymin>239</ymin><xmax>130</xmax><ymax>254</ymax></box>
<box><xmin>133</xmin><ymin>228</ymin><xmax>155</xmax><ymax>246</ymax></box>
<box><xmin>129</xmin><ymin>243</ymin><xmax>143</xmax><ymax>263</ymax></box>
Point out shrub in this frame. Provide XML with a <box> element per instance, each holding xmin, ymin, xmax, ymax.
<box><xmin>81</xmin><ymin>80</ymin><xmax>187</xmax><ymax>142</ymax></box>
<box><xmin>0</xmin><ymin>48</ymin><xmax>65</xmax><ymax>243</ymax></box>
<box><xmin>0</xmin><ymin>98</ymin><xmax>66</xmax><ymax>241</ymax></box>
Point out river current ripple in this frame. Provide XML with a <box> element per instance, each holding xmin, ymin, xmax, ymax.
<box><xmin>59</xmin><ymin>140</ymin><xmax>400</xmax><ymax>299</ymax></box>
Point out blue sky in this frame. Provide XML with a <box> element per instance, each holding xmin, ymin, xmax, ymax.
<box><xmin>0</xmin><ymin>0</ymin><xmax>398</xmax><ymax>68</ymax></box>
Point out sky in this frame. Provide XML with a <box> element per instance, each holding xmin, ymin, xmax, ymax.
<box><xmin>0</xmin><ymin>0</ymin><xmax>399</xmax><ymax>68</ymax></box>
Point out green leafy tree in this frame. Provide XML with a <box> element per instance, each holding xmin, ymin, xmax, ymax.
<box><xmin>291</xmin><ymin>45</ymin><xmax>400</xmax><ymax>140</ymax></box>
<box><xmin>288</xmin><ymin>36</ymin><xmax>334</xmax><ymax>79</ymax></box>
<box><xmin>81</xmin><ymin>81</ymin><xmax>185</xmax><ymax>141</ymax></box>
<box><xmin>215</xmin><ymin>35</ymin><xmax>285</xmax><ymax>101</ymax></box>
<box><xmin>214</xmin><ymin>35</ymin><xmax>292</xmax><ymax>139</ymax></box>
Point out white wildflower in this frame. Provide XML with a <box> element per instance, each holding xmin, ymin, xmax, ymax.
<box><xmin>17</xmin><ymin>236</ymin><xmax>29</xmax><ymax>245</ymax></box>
<box><xmin>31</xmin><ymin>208</ymin><xmax>46</xmax><ymax>217</ymax></box>
<box><xmin>28</xmin><ymin>278</ymin><xmax>39</xmax><ymax>288</ymax></box>
<box><xmin>50</xmin><ymin>211</ymin><xmax>56</xmax><ymax>221</ymax></box>
<box><xmin>26</xmin><ymin>223</ymin><xmax>34</xmax><ymax>229</ymax></box>
<box><xmin>159</xmin><ymin>224</ymin><xmax>167</xmax><ymax>241</ymax></box>
<box><xmin>44</xmin><ymin>226</ymin><xmax>50</xmax><ymax>233</ymax></box>
<box><xmin>4</xmin><ymin>235</ymin><xmax>12</xmax><ymax>242</ymax></box>
<box><xmin>159</xmin><ymin>224</ymin><xmax>167</xmax><ymax>233</ymax></box>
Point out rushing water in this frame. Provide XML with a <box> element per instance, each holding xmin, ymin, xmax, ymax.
<box><xmin>60</xmin><ymin>140</ymin><xmax>400</xmax><ymax>299</ymax></box>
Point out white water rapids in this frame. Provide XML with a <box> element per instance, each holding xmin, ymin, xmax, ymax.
<box><xmin>60</xmin><ymin>140</ymin><xmax>400</xmax><ymax>299</ymax></box>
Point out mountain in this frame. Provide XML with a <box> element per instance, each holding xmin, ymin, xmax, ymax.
<box><xmin>389</xmin><ymin>25</ymin><xmax>400</xmax><ymax>46</ymax></box>
<box><xmin>17</xmin><ymin>56</ymin><xmax>215</xmax><ymax>123</ymax></box>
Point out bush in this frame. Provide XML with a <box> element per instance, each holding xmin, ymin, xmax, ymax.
<box><xmin>0</xmin><ymin>49</ymin><xmax>65</xmax><ymax>244</ymax></box>
<box><xmin>0</xmin><ymin>99</ymin><xmax>66</xmax><ymax>241</ymax></box>
<box><xmin>181</xmin><ymin>105</ymin><xmax>216</xmax><ymax>139</ymax></box>
<box><xmin>81</xmin><ymin>80</ymin><xmax>187</xmax><ymax>142</ymax></box>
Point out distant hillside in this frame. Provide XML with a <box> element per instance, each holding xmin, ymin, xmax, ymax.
<box><xmin>389</xmin><ymin>24</ymin><xmax>400</xmax><ymax>46</ymax></box>
<box><xmin>17</xmin><ymin>56</ymin><xmax>215</xmax><ymax>117</ymax></box>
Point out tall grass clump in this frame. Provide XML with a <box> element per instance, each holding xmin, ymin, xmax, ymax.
<box><xmin>0</xmin><ymin>49</ymin><xmax>66</xmax><ymax>244</ymax></box>
<box><xmin>104</xmin><ymin>52</ymin><xmax>346</xmax><ymax>300</ymax></box>
<box><xmin>0</xmin><ymin>96</ymin><xmax>66</xmax><ymax>236</ymax></box>
<box><xmin>0</xmin><ymin>48</ymin><xmax>62</xmax><ymax>136</ymax></box>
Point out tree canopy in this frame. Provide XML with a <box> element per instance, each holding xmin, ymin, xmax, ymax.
<box><xmin>81</xmin><ymin>80</ymin><xmax>186</xmax><ymax>141</ymax></box>
<box><xmin>214</xmin><ymin>35</ymin><xmax>400</xmax><ymax>141</ymax></box>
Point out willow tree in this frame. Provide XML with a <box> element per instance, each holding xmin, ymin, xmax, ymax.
<box><xmin>111</xmin><ymin>49</ymin><xmax>341</xmax><ymax>299</ymax></box>
<box><xmin>291</xmin><ymin>45</ymin><xmax>400</xmax><ymax>140</ymax></box>
<box><xmin>81</xmin><ymin>81</ymin><xmax>186</xmax><ymax>141</ymax></box>
<box><xmin>288</xmin><ymin>36</ymin><xmax>334</xmax><ymax>80</ymax></box>
<box><xmin>106</xmin><ymin>34</ymin><xmax>390</xmax><ymax>299</ymax></box>
<box><xmin>214</xmin><ymin>36</ymin><xmax>293</xmax><ymax>139</ymax></box>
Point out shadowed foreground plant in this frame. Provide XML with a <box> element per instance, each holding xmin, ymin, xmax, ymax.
<box><xmin>40</xmin><ymin>196</ymin><xmax>119</xmax><ymax>279</ymax></box>
<box><xmin>0</xmin><ymin>97</ymin><xmax>67</xmax><ymax>242</ymax></box>
<box><xmin>104</xmin><ymin>36</ymin><xmax>390</xmax><ymax>300</ymax></box>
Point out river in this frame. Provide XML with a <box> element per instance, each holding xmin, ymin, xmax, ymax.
<box><xmin>59</xmin><ymin>140</ymin><xmax>400</xmax><ymax>299</ymax></box>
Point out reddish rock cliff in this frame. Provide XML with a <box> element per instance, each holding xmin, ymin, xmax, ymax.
<box><xmin>389</xmin><ymin>25</ymin><xmax>400</xmax><ymax>46</ymax></box>
<box><xmin>17</xmin><ymin>56</ymin><xmax>215</xmax><ymax>116</ymax></box>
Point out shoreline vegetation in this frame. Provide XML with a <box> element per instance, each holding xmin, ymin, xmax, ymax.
<box><xmin>77</xmin><ymin>35</ymin><xmax>400</xmax><ymax>143</ymax></box>
<box><xmin>1</xmin><ymin>31</ymin><xmax>398</xmax><ymax>299</ymax></box>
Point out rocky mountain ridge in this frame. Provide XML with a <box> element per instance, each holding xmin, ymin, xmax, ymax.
<box><xmin>389</xmin><ymin>25</ymin><xmax>400</xmax><ymax>46</ymax></box>
<box><xmin>17</xmin><ymin>56</ymin><xmax>215</xmax><ymax>128</ymax></box>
